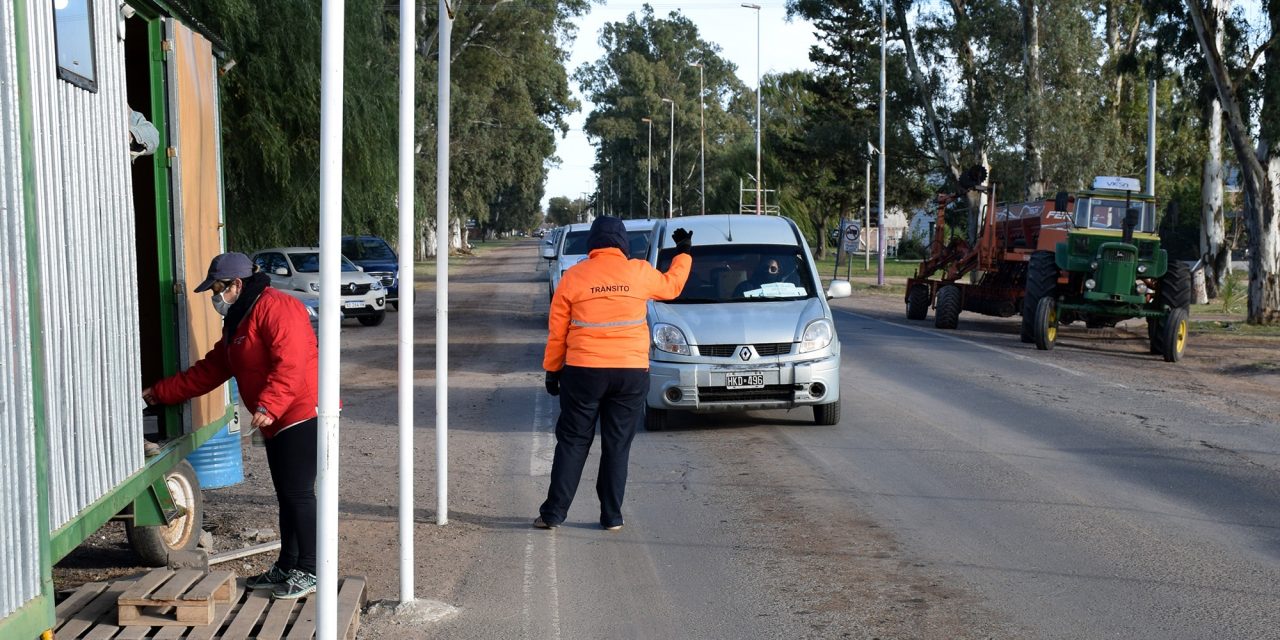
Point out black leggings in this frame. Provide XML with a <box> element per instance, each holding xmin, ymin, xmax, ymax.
<box><xmin>263</xmin><ymin>418</ymin><xmax>318</xmax><ymax>574</ymax></box>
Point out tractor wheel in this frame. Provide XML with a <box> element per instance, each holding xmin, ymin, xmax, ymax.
<box><xmin>1160</xmin><ymin>306</ymin><xmax>1189</xmax><ymax>362</ymax></box>
<box><xmin>126</xmin><ymin>461</ymin><xmax>203</xmax><ymax>567</ymax></box>
<box><xmin>1147</xmin><ymin>318</ymin><xmax>1162</xmax><ymax>354</ymax></box>
<box><xmin>1158</xmin><ymin>260</ymin><xmax>1192</xmax><ymax>309</ymax></box>
<box><xmin>1033</xmin><ymin>296</ymin><xmax>1058</xmax><ymax>351</ymax></box>
<box><xmin>644</xmin><ymin>407</ymin><xmax>668</xmax><ymax>432</ymax></box>
<box><xmin>1022</xmin><ymin>251</ymin><xmax>1058</xmax><ymax>343</ymax></box>
<box><xmin>906</xmin><ymin>284</ymin><xmax>930</xmax><ymax>320</ymax></box>
<box><xmin>934</xmin><ymin>285</ymin><xmax>961</xmax><ymax>329</ymax></box>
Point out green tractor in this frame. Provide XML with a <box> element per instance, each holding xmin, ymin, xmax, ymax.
<box><xmin>1022</xmin><ymin>177</ymin><xmax>1192</xmax><ymax>362</ymax></box>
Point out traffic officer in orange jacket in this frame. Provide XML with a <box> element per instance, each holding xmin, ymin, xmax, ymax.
<box><xmin>535</xmin><ymin>216</ymin><xmax>693</xmax><ymax>531</ymax></box>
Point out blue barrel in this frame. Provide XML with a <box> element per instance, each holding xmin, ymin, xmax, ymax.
<box><xmin>188</xmin><ymin>382</ymin><xmax>245</xmax><ymax>489</ymax></box>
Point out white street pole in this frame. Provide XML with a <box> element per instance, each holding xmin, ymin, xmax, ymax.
<box><xmin>396</xmin><ymin>0</ymin><xmax>416</xmax><ymax>604</ymax></box>
<box><xmin>865</xmin><ymin>158</ymin><xmax>871</xmax><ymax>272</ymax></box>
<box><xmin>436</xmin><ymin>0</ymin><xmax>452</xmax><ymax>527</ymax></box>
<box><xmin>662</xmin><ymin>98</ymin><xmax>674</xmax><ymax>218</ymax></box>
<box><xmin>877</xmin><ymin>0</ymin><xmax>887</xmax><ymax>286</ymax></box>
<box><xmin>742</xmin><ymin>3</ymin><xmax>761</xmax><ymax>215</ymax></box>
<box><xmin>691</xmin><ymin>62</ymin><xmax>705</xmax><ymax>216</ymax></box>
<box><xmin>641</xmin><ymin>117</ymin><xmax>652</xmax><ymax>219</ymax></box>
<box><xmin>316</xmin><ymin>0</ymin><xmax>344</xmax><ymax>636</ymax></box>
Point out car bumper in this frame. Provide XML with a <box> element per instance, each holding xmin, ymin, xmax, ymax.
<box><xmin>340</xmin><ymin>295</ymin><xmax>385</xmax><ymax>317</ymax></box>
<box><xmin>647</xmin><ymin>352</ymin><xmax>841</xmax><ymax>412</ymax></box>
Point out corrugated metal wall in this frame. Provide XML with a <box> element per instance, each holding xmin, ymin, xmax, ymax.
<box><xmin>26</xmin><ymin>0</ymin><xmax>144</xmax><ymax>529</ymax></box>
<box><xmin>0</xmin><ymin>0</ymin><xmax>41</xmax><ymax>622</ymax></box>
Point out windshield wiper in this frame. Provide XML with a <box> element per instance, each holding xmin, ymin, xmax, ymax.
<box><xmin>667</xmin><ymin>297</ymin><xmax>721</xmax><ymax>304</ymax></box>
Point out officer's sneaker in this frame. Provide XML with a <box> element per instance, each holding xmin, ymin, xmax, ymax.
<box><xmin>272</xmin><ymin>569</ymin><xmax>318</xmax><ymax>600</ymax></box>
<box><xmin>533</xmin><ymin>517</ymin><xmax>558</xmax><ymax>529</ymax></box>
<box><xmin>245</xmin><ymin>564</ymin><xmax>289</xmax><ymax>591</ymax></box>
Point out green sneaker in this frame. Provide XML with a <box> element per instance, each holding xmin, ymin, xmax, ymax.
<box><xmin>272</xmin><ymin>569</ymin><xmax>318</xmax><ymax>600</ymax></box>
<box><xmin>245</xmin><ymin>564</ymin><xmax>289</xmax><ymax>591</ymax></box>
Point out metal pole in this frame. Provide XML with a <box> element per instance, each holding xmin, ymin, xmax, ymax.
<box><xmin>436</xmin><ymin>0</ymin><xmax>452</xmax><ymax>527</ymax></box>
<box><xmin>742</xmin><ymin>4</ymin><xmax>762</xmax><ymax>215</ymax></box>
<box><xmin>877</xmin><ymin>0</ymin><xmax>887</xmax><ymax>286</ymax></box>
<box><xmin>663</xmin><ymin>98</ymin><xmax>674</xmax><ymax>218</ymax></box>
<box><xmin>692</xmin><ymin>63</ymin><xmax>705</xmax><ymax>216</ymax></box>
<box><xmin>316</xmin><ymin>0</ymin><xmax>344</xmax><ymax>634</ymax></box>
<box><xmin>1146</xmin><ymin>78</ymin><xmax>1156</xmax><ymax>197</ymax></box>
<box><xmin>865</xmin><ymin>158</ymin><xmax>871</xmax><ymax>272</ymax></box>
<box><xmin>642</xmin><ymin>117</ymin><xmax>652</xmax><ymax>219</ymax></box>
<box><xmin>396</xmin><ymin>0</ymin><xmax>416</xmax><ymax>604</ymax></box>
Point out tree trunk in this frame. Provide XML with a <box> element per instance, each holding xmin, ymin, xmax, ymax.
<box><xmin>893</xmin><ymin>0</ymin><xmax>962</xmax><ymax>184</ymax></box>
<box><xmin>1020</xmin><ymin>0</ymin><xmax>1044</xmax><ymax>199</ymax></box>
<box><xmin>1187</xmin><ymin>0</ymin><xmax>1280</xmax><ymax>324</ymax></box>
<box><xmin>1201</xmin><ymin>101</ymin><xmax>1229</xmax><ymax>298</ymax></box>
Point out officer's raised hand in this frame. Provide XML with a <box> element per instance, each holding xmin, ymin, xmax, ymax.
<box><xmin>672</xmin><ymin>228</ymin><xmax>693</xmax><ymax>254</ymax></box>
<box><xmin>545</xmin><ymin>370</ymin><xmax>560</xmax><ymax>396</ymax></box>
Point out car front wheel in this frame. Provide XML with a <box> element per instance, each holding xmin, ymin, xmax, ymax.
<box><xmin>358</xmin><ymin>310</ymin><xmax>386</xmax><ymax>327</ymax></box>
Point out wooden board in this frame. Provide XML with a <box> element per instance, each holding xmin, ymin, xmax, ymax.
<box><xmin>55</xmin><ymin>574</ymin><xmax>367</xmax><ymax>639</ymax></box>
<box><xmin>117</xmin><ymin>570</ymin><xmax>234</xmax><ymax>627</ymax></box>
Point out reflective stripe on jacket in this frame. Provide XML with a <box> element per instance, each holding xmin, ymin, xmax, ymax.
<box><xmin>544</xmin><ymin>247</ymin><xmax>691</xmax><ymax>370</ymax></box>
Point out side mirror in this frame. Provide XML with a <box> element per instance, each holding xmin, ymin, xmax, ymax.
<box><xmin>541</xmin><ymin>247</ymin><xmax>557</xmax><ymax>260</ymax></box>
<box><xmin>355</xmin><ymin>265</ymin><xmax>365</xmax><ymax>272</ymax></box>
<box><xmin>274</xmin><ymin>267</ymin><xmax>289</xmax><ymax>276</ymax></box>
<box><xmin>826</xmin><ymin>279</ymin><xmax>853</xmax><ymax>300</ymax></box>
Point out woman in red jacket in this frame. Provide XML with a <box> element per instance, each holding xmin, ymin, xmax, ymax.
<box><xmin>143</xmin><ymin>252</ymin><xmax>320</xmax><ymax>600</ymax></box>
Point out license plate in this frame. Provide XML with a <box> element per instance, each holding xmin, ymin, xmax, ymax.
<box><xmin>725</xmin><ymin>372</ymin><xmax>765</xmax><ymax>389</ymax></box>
<box><xmin>343</xmin><ymin>300</ymin><xmax>365</xmax><ymax>309</ymax></box>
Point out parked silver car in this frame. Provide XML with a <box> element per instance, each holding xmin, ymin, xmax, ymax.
<box><xmin>644</xmin><ymin>215</ymin><xmax>851</xmax><ymax>430</ymax></box>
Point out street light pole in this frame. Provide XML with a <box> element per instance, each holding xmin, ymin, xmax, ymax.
<box><xmin>741</xmin><ymin>3</ymin><xmax>761</xmax><ymax>215</ymax></box>
<box><xmin>641</xmin><ymin>117</ymin><xmax>653</xmax><ymax>219</ymax></box>
<box><xmin>877</xmin><ymin>0</ymin><xmax>887</xmax><ymax>286</ymax></box>
<box><xmin>662</xmin><ymin>97</ymin><xmax>675</xmax><ymax>218</ymax></box>
<box><xmin>866</xmin><ymin>142</ymin><xmax>878</xmax><ymax>273</ymax></box>
<box><xmin>690</xmin><ymin>62</ymin><xmax>705</xmax><ymax>216</ymax></box>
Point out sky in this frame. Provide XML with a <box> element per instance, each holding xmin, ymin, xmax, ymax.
<box><xmin>541</xmin><ymin>1</ymin><xmax>821</xmax><ymax>209</ymax></box>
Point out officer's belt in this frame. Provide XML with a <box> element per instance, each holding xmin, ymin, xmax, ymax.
<box><xmin>571</xmin><ymin>318</ymin><xmax>645</xmax><ymax>328</ymax></box>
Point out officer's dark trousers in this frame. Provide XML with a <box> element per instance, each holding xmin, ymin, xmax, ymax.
<box><xmin>264</xmin><ymin>418</ymin><xmax>318</xmax><ymax>574</ymax></box>
<box><xmin>540</xmin><ymin>365</ymin><xmax>648</xmax><ymax>528</ymax></box>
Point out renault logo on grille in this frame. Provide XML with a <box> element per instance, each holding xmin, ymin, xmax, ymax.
<box><xmin>348</xmin><ymin>283</ymin><xmax>357</xmax><ymax>293</ymax></box>
<box><xmin>739</xmin><ymin>347</ymin><xmax>751</xmax><ymax>361</ymax></box>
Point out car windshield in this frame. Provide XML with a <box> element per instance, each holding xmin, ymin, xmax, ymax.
<box><xmin>1074</xmin><ymin>197</ymin><xmax>1156</xmax><ymax>232</ymax></box>
<box><xmin>626</xmin><ymin>230</ymin><xmax>651</xmax><ymax>259</ymax></box>
<box><xmin>561</xmin><ymin>230</ymin><xmax>590</xmax><ymax>255</ymax></box>
<box><xmin>289</xmin><ymin>252</ymin><xmax>360</xmax><ymax>273</ymax></box>
<box><xmin>346</xmin><ymin>237</ymin><xmax>396</xmax><ymax>261</ymax></box>
<box><xmin>657</xmin><ymin>244</ymin><xmax>815</xmax><ymax>303</ymax></box>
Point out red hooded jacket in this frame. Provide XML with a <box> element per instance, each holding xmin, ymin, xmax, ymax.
<box><xmin>153</xmin><ymin>287</ymin><xmax>318</xmax><ymax>439</ymax></box>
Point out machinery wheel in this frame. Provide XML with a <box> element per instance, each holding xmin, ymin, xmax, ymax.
<box><xmin>1158</xmin><ymin>261</ymin><xmax>1192</xmax><ymax>309</ymax></box>
<box><xmin>906</xmin><ymin>284</ymin><xmax>930</xmax><ymax>320</ymax></box>
<box><xmin>126</xmin><ymin>460</ymin><xmax>203</xmax><ymax>567</ymax></box>
<box><xmin>1022</xmin><ymin>251</ymin><xmax>1058</xmax><ymax>343</ymax></box>
<box><xmin>644</xmin><ymin>407</ymin><xmax>668</xmax><ymax>432</ymax></box>
<box><xmin>1147</xmin><ymin>318</ymin><xmax>1162</xmax><ymax>354</ymax></box>
<box><xmin>1033</xmin><ymin>296</ymin><xmax>1058</xmax><ymax>351</ymax></box>
<box><xmin>813</xmin><ymin>399</ymin><xmax>841</xmax><ymax>426</ymax></box>
<box><xmin>934</xmin><ymin>285</ymin><xmax>961</xmax><ymax>329</ymax></box>
<box><xmin>1160</xmin><ymin>306</ymin><xmax>1189</xmax><ymax>362</ymax></box>
<box><xmin>358</xmin><ymin>310</ymin><xmax>386</xmax><ymax>327</ymax></box>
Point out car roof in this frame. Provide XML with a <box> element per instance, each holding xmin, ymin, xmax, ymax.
<box><xmin>255</xmin><ymin>247</ymin><xmax>320</xmax><ymax>254</ymax></box>
<box><xmin>622</xmin><ymin>218</ymin><xmax>658</xmax><ymax>230</ymax></box>
<box><xmin>655</xmin><ymin>215</ymin><xmax>801</xmax><ymax>247</ymax></box>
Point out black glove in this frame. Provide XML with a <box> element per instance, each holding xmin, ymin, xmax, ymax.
<box><xmin>544</xmin><ymin>370</ymin><xmax>560</xmax><ymax>396</ymax></box>
<box><xmin>672</xmin><ymin>228</ymin><xmax>693</xmax><ymax>254</ymax></box>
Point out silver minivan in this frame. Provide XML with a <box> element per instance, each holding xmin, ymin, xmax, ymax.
<box><xmin>644</xmin><ymin>215</ymin><xmax>851</xmax><ymax>430</ymax></box>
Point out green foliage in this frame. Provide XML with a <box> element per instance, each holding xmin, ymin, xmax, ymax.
<box><xmin>1219</xmin><ymin>271</ymin><xmax>1244</xmax><ymax>315</ymax></box>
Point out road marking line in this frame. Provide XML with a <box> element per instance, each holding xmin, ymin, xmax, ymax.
<box><xmin>843</xmin><ymin>310</ymin><xmax>1129</xmax><ymax>390</ymax></box>
<box><xmin>523</xmin><ymin>391</ymin><xmax>561</xmax><ymax>639</ymax></box>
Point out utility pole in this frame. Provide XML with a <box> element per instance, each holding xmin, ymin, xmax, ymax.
<box><xmin>690</xmin><ymin>62</ymin><xmax>705</xmax><ymax>216</ymax></box>
<box><xmin>662</xmin><ymin>97</ymin><xmax>675</xmax><ymax>218</ymax></box>
<box><xmin>641</xmin><ymin>117</ymin><xmax>653</xmax><ymax>219</ymax></box>
<box><xmin>742</xmin><ymin>3</ymin><xmax>762</xmax><ymax>215</ymax></box>
<box><xmin>877</xmin><ymin>0</ymin><xmax>887</xmax><ymax>286</ymax></box>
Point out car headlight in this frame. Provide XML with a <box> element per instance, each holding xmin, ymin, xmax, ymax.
<box><xmin>1136</xmin><ymin>264</ymin><xmax>1148</xmax><ymax>274</ymax></box>
<box><xmin>800</xmin><ymin>319</ymin><xmax>834</xmax><ymax>353</ymax></box>
<box><xmin>1085</xmin><ymin>278</ymin><xmax>1097</xmax><ymax>290</ymax></box>
<box><xmin>652</xmin><ymin>323</ymin><xmax>691</xmax><ymax>356</ymax></box>
<box><xmin>370</xmin><ymin>281</ymin><xmax>384</xmax><ymax>291</ymax></box>
<box><xmin>1090</xmin><ymin>261</ymin><xmax>1099</xmax><ymax>270</ymax></box>
<box><xmin>309</xmin><ymin>282</ymin><xmax>320</xmax><ymax>293</ymax></box>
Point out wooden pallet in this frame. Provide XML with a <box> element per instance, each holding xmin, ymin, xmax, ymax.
<box><xmin>117</xmin><ymin>569</ymin><xmax>236</xmax><ymax>626</ymax></box>
<box><xmin>54</xmin><ymin>574</ymin><xmax>367</xmax><ymax>639</ymax></box>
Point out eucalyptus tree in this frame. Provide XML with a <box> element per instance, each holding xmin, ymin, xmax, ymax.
<box><xmin>574</xmin><ymin>6</ymin><xmax>752</xmax><ymax>219</ymax></box>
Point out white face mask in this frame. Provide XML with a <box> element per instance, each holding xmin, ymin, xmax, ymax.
<box><xmin>211</xmin><ymin>282</ymin><xmax>240</xmax><ymax>316</ymax></box>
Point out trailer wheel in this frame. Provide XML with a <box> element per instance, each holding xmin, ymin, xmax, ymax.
<box><xmin>126</xmin><ymin>460</ymin><xmax>203</xmax><ymax>567</ymax></box>
<box><xmin>644</xmin><ymin>407</ymin><xmax>668</xmax><ymax>432</ymax></box>
<box><xmin>1160</xmin><ymin>307</ymin><xmax>1189</xmax><ymax>362</ymax></box>
<box><xmin>1022</xmin><ymin>251</ymin><xmax>1058</xmax><ymax>343</ymax></box>
<box><xmin>813</xmin><ymin>399</ymin><xmax>841</xmax><ymax>426</ymax></box>
<box><xmin>1147</xmin><ymin>318</ymin><xmax>1162</xmax><ymax>354</ymax></box>
<box><xmin>934</xmin><ymin>285</ymin><xmax>961</xmax><ymax>329</ymax></box>
<box><xmin>1158</xmin><ymin>261</ymin><xmax>1192</xmax><ymax>309</ymax></box>
<box><xmin>1033</xmin><ymin>296</ymin><xmax>1057</xmax><ymax>351</ymax></box>
<box><xmin>906</xmin><ymin>284</ymin><xmax>930</xmax><ymax>320</ymax></box>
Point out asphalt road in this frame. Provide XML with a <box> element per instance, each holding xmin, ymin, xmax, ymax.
<box><xmin>387</xmin><ymin>241</ymin><xmax>1280</xmax><ymax>639</ymax></box>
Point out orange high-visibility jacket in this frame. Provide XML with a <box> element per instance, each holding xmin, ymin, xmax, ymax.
<box><xmin>544</xmin><ymin>247</ymin><xmax>692</xmax><ymax>371</ymax></box>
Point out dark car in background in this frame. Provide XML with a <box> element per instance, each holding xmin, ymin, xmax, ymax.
<box><xmin>342</xmin><ymin>235</ymin><xmax>400</xmax><ymax>309</ymax></box>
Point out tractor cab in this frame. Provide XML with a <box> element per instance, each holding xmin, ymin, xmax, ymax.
<box><xmin>1072</xmin><ymin>176</ymin><xmax>1157</xmax><ymax>233</ymax></box>
<box><xmin>1057</xmin><ymin>176</ymin><xmax>1167</xmax><ymax>306</ymax></box>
